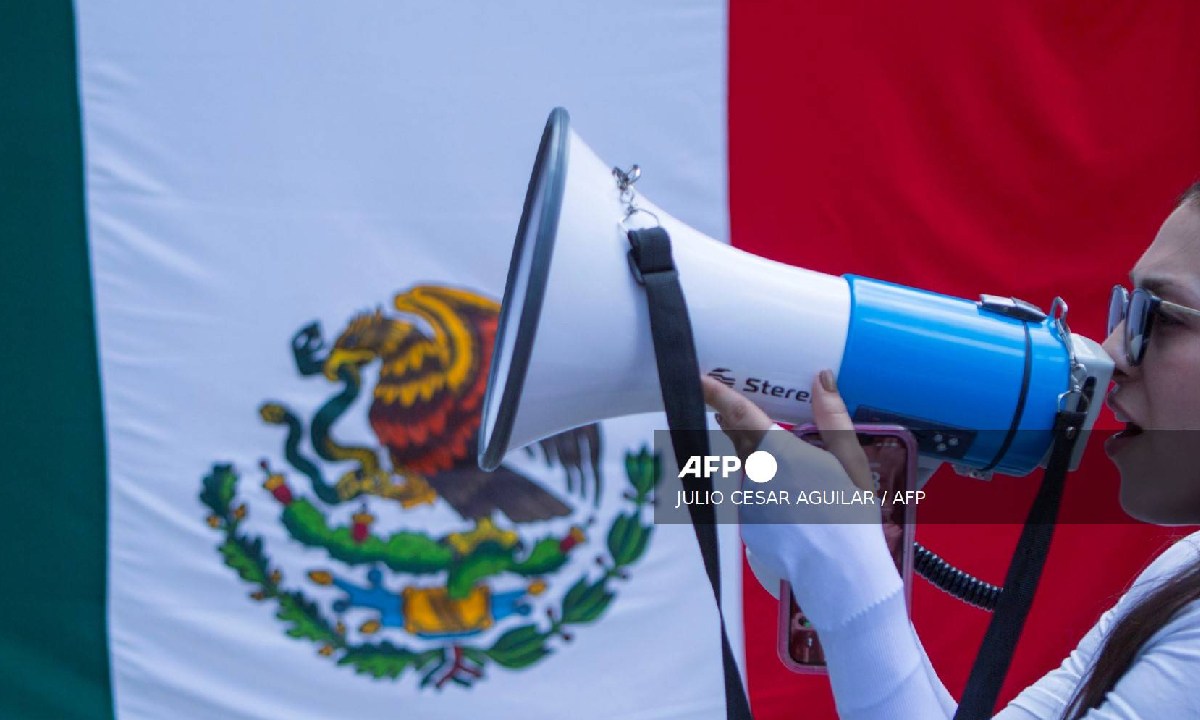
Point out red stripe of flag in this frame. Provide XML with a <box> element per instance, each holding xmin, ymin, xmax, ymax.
<box><xmin>730</xmin><ymin>3</ymin><xmax>1200</xmax><ymax>717</ymax></box>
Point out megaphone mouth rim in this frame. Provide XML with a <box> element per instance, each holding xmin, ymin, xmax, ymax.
<box><xmin>479</xmin><ymin>107</ymin><xmax>571</xmax><ymax>470</ymax></box>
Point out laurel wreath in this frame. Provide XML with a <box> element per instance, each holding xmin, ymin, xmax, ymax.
<box><xmin>200</xmin><ymin>448</ymin><xmax>660</xmax><ymax>689</ymax></box>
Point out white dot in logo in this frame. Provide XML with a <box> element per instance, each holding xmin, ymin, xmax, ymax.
<box><xmin>744</xmin><ymin>450</ymin><xmax>777</xmax><ymax>483</ymax></box>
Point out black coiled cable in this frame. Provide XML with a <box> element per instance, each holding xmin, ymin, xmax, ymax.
<box><xmin>913</xmin><ymin>542</ymin><xmax>1001</xmax><ymax>611</ymax></box>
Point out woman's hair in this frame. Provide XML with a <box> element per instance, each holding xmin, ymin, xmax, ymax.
<box><xmin>1063</xmin><ymin>182</ymin><xmax>1200</xmax><ymax>718</ymax></box>
<box><xmin>1180</xmin><ymin>180</ymin><xmax>1200</xmax><ymax>208</ymax></box>
<box><xmin>1063</xmin><ymin>555</ymin><xmax>1200</xmax><ymax>718</ymax></box>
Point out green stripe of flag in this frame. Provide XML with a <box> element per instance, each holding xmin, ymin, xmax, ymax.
<box><xmin>0</xmin><ymin>1</ymin><xmax>114</xmax><ymax>718</ymax></box>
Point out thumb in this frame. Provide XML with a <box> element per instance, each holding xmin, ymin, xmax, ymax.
<box><xmin>811</xmin><ymin>370</ymin><xmax>874</xmax><ymax>491</ymax></box>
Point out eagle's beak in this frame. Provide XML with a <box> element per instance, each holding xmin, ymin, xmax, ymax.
<box><xmin>323</xmin><ymin>349</ymin><xmax>374</xmax><ymax>381</ymax></box>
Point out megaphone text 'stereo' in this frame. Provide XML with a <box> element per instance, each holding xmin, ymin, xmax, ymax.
<box><xmin>478</xmin><ymin>108</ymin><xmax>1112</xmax><ymax>479</ymax></box>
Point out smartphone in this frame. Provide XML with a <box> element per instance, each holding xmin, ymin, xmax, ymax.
<box><xmin>778</xmin><ymin>424</ymin><xmax>917</xmax><ymax>674</ymax></box>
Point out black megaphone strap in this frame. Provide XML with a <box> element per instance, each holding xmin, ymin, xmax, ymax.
<box><xmin>954</xmin><ymin>409</ymin><xmax>1084</xmax><ymax>718</ymax></box>
<box><xmin>627</xmin><ymin>226</ymin><xmax>754</xmax><ymax>720</ymax></box>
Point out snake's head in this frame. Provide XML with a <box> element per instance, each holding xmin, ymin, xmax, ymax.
<box><xmin>291</xmin><ymin>322</ymin><xmax>329</xmax><ymax>375</ymax></box>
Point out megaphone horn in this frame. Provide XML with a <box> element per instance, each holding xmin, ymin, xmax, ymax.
<box><xmin>479</xmin><ymin>107</ymin><xmax>1112</xmax><ymax>478</ymax></box>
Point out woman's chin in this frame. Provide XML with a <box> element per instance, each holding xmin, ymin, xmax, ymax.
<box><xmin>1117</xmin><ymin>452</ymin><xmax>1200</xmax><ymax>525</ymax></box>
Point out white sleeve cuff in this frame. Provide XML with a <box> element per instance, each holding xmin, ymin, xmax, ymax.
<box><xmin>818</xmin><ymin>589</ymin><xmax>953</xmax><ymax>720</ymax></box>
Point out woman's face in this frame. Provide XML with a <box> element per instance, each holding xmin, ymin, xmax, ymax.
<box><xmin>1102</xmin><ymin>200</ymin><xmax>1200</xmax><ymax>524</ymax></box>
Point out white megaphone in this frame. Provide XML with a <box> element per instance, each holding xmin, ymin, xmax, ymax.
<box><xmin>479</xmin><ymin>107</ymin><xmax>1112</xmax><ymax>480</ymax></box>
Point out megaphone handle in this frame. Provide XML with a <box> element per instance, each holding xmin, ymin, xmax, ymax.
<box><xmin>627</xmin><ymin>227</ymin><xmax>755</xmax><ymax>720</ymax></box>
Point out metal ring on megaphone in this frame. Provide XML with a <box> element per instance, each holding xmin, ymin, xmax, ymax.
<box><xmin>612</xmin><ymin>164</ymin><xmax>661</xmax><ymax>229</ymax></box>
<box><xmin>1049</xmin><ymin>296</ymin><xmax>1089</xmax><ymax>413</ymax></box>
<box><xmin>619</xmin><ymin>205</ymin><xmax>661</xmax><ymax>229</ymax></box>
<box><xmin>1048</xmin><ymin>296</ymin><xmax>1070</xmax><ymax>338</ymax></box>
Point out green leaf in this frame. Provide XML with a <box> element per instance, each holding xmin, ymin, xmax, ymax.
<box><xmin>488</xmin><ymin>624</ymin><xmax>544</xmax><ymax>655</ymax></box>
<box><xmin>487</xmin><ymin>643</ymin><xmax>551</xmax><ymax>669</ymax></box>
<box><xmin>346</xmin><ymin>653</ymin><xmax>408</xmax><ymax>680</ymax></box>
<box><xmin>276</xmin><ymin>591</ymin><xmax>338</xmax><ymax>643</ymax></box>
<box><xmin>561</xmin><ymin>577</ymin><xmax>590</xmax><ymax>611</ymax></box>
<box><xmin>486</xmin><ymin>624</ymin><xmax>549</xmax><ymax>667</ymax></box>
<box><xmin>218</xmin><ymin>537</ymin><xmax>268</xmax><ymax>585</ymax></box>
<box><xmin>562</xmin><ymin>589</ymin><xmax>614</xmax><ymax>624</ymax></box>
<box><xmin>200</xmin><ymin>463</ymin><xmax>238</xmax><ymax>515</ymax></box>
<box><xmin>608</xmin><ymin>513</ymin><xmax>651</xmax><ymax>567</ymax></box>
<box><xmin>339</xmin><ymin>643</ymin><xmax>441</xmax><ymax>680</ymax></box>
<box><xmin>561</xmin><ymin>577</ymin><xmax>615</xmax><ymax>625</ymax></box>
<box><xmin>624</xmin><ymin>447</ymin><xmax>661</xmax><ymax>500</ymax></box>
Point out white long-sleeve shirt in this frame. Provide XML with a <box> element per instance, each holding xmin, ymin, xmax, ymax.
<box><xmin>816</xmin><ymin>531</ymin><xmax>1200</xmax><ymax>719</ymax></box>
<box><xmin>743</xmin><ymin>430</ymin><xmax>1200</xmax><ymax>719</ymax></box>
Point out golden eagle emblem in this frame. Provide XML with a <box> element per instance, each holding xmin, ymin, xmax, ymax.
<box><xmin>287</xmin><ymin>284</ymin><xmax>602</xmax><ymax>524</ymax></box>
<box><xmin>201</xmin><ymin>283</ymin><xmax>659</xmax><ymax>688</ymax></box>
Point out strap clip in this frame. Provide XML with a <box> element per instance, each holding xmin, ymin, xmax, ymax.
<box><xmin>626</xmin><ymin>228</ymin><xmax>678</xmax><ymax>286</ymax></box>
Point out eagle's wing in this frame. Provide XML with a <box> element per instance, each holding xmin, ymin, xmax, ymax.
<box><xmin>369</xmin><ymin>286</ymin><xmax>498</xmax><ymax>476</ymax></box>
<box><xmin>525</xmin><ymin>423</ymin><xmax>604</xmax><ymax>507</ymax></box>
<box><xmin>372</xmin><ymin>285</ymin><xmax>595</xmax><ymax>522</ymax></box>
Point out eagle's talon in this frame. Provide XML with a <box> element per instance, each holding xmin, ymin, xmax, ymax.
<box><xmin>337</xmin><ymin>469</ymin><xmax>437</xmax><ymax>509</ymax></box>
<box><xmin>392</xmin><ymin>473</ymin><xmax>437</xmax><ymax>508</ymax></box>
<box><xmin>335</xmin><ymin>472</ymin><xmax>367</xmax><ymax>502</ymax></box>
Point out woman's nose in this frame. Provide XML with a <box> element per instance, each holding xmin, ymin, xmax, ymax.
<box><xmin>1101</xmin><ymin>319</ymin><xmax>1132</xmax><ymax>378</ymax></box>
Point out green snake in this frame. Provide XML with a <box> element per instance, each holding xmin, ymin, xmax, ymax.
<box><xmin>309</xmin><ymin>363</ymin><xmax>382</xmax><ymax>477</ymax></box>
<box><xmin>259</xmin><ymin>363</ymin><xmax>379</xmax><ymax>505</ymax></box>
<box><xmin>258</xmin><ymin>400</ymin><xmax>337</xmax><ymax>504</ymax></box>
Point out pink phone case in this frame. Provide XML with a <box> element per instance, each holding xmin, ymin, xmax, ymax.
<box><xmin>777</xmin><ymin>423</ymin><xmax>918</xmax><ymax>674</ymax></box>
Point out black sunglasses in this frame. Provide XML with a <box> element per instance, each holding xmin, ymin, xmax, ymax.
<box><xmin>1107</xmin><ymin>285</ymin><xmax>1200</xmax><ymax>365</ymax></box>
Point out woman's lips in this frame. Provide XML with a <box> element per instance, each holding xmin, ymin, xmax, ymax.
<box><xmin>1106</xmin><ymin>391</ymin><xmax>1134</xmax><ymax>423</ymax></box>
<box><xmin>1105</xmin><ymin>422</ymin><xmax>1144</xmax><ymax>457</ymax></box>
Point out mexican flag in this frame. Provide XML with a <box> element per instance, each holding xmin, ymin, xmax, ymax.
<box><xmin>4</xmin><ymin>2</ymin><xmax>1199</xmax><ymax>719</ymax></box>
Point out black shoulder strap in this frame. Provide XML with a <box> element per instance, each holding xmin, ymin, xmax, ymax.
<box><xmin>627</xmin><ymin>226</ymin><xmax>754</xmax><ymax>720</ymax></box>
<box><xmin>953</xmin><ymin>409</ymin><xmax>1086</xmax><ymax>718</ymax></box>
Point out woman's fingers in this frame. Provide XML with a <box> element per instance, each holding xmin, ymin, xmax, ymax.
<box><xmin>700</xmin><ymin>375</ymin><xmax>772</xmax><ymax>458</ymax></box>
<box><xmin>701</xmin><ymin>371</ymin><xmax>874</xmax><ymax>491</ymax></box>
<box><xmin>811</xmin><ymin>370</ymin><xmax>875</xmax><ymax>491</ymax></box>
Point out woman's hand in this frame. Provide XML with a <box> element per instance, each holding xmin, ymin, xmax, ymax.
<box><xmin>700</xmin><ymin>369</ymin><xmax>873</xmax><ymax>490</ymax></box>
<box><xmin>701</xmin><ymin>369</ymin><xmax>901</xmax><ymax>631</ymax></box>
